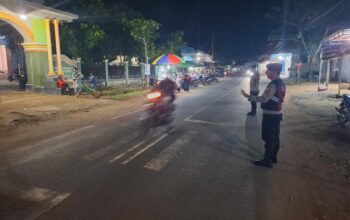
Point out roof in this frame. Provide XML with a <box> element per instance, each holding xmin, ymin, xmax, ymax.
<box><xmin>321</xmin><ymin>29</ymin><xmax>350</xmax><ymax>60</ymax></box>
<box><xmin>325</xmin><ymin>29</ymin><xmax>350</xmax><ymax>43</ymax></box>
<box><xmin>0</xmin><ymin>0</ymin><xmax>78</xmax><ymax>22</ymax></box>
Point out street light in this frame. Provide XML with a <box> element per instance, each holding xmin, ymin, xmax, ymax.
<box><xmin>19</xmin><ymin>14</ymin><xmax>27</xmax><ymax>20</ymax></box>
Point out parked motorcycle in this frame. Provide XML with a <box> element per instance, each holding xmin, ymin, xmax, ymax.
<box><xmin>335</xmin><ymin>94</ymin><xmax>350</xmax><ymax>127</ymax></box>
<box><xmin>140</xmin><ymin>90</ymin><xmax>175</xmax><ymax>131</ymax></box>
<box><xmin>204</xmin><ymin>74</ymin><xmax>219</xmax><ymax>84</ymax></box>
<box><xmin>7</xmin><ymin>72</ymin><xmax>17</xmax><ymax>82</ymax></box>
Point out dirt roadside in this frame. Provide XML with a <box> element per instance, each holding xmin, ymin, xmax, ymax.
<box><xmin>0</xmin><ymin>91</ymin><xmax>147</xmax><ymax>153</ymax></box>
<box><xmin>0</xmin><ymin>82</ymin><xmax>204</xmax><ymax>153</ymax></box>
<box><xmin>260</xmin><ymin>83</ymin><xmax>350</xmax><ymax>220</ymax></box>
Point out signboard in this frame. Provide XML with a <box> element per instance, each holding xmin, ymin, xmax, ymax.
<box><xmin>145</xmin><ymin>64</ymin><xmax>151</xmax><ymax>75</ymax></box>
<box><xmin>270</xmin><ymin>53</ymin><xmax>292</xmax><ymax>78</ymax></box>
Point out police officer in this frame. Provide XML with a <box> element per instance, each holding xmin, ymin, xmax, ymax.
<box><xmin>247</xmin><ymin>64</ymin><xmax>260</xmax><ymax>116</ymax></box>
<box><xmin>241</xmin><ymin>63</ymin><xmax>286</xmax><ymax>168</ymax></box>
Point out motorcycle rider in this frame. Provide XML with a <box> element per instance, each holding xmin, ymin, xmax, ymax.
<box><xmin>157</xmin><ymin>75</ymin><xmax>176</xmax><ymax>102</ymax></box>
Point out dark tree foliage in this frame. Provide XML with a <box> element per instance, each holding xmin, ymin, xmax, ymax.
<box><xmin>44</xmin><ymin>0</ymin><xmax>187</xmax><ymax>63</ymax></box>
<box><xmin>266</xmin><ymin>0</ymin><xmax>350</xmax><ymax>64</ymax></box>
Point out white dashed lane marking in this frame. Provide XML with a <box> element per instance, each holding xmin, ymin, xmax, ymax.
<box><xmin>0</xmin><ymin>183</ymin><xmax>70</xmax><ymax>220</ymax></box>
<box><xmin>122</xmin><ymin>131</ymin><xmax>173</xmax><ymax>165</ymax></box>
<box><xmin>111</xmin><ymin>109</ymin><xmax>144</xmax><ymax>120</ymax></box>
<box><xmin>144</xmin><ymin>131</ymin><xmax>198</xmax><ymax>171</ymax></box>
<box><xmin>108</xmin><ymin>129</ymin><xmax>165</xmax><ymax>163</ymax></box>
<box><xmin>83</xmin><ymin>132</ymin><xmax>140</xmax><ymax>161</ymax></box>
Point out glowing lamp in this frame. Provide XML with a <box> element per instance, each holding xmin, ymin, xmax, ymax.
<box><xmin>20</xmin><ymin>14</ymin><xmax>27</xmax><ymax>20</ymax></box>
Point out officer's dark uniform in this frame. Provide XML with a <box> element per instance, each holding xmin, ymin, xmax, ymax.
<box><xmin>260</xmin><ymin>78</ymin><xmax>286</xmax><ymax>165</ymax></box>
<box><xmin>248</xmin><ymin>63</ymin><xmax>286</xmax><ymax>168</ymax></box>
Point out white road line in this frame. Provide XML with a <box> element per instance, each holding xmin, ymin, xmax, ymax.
<box><xmin>0</xmin><ymin>184</ymin><xmax>70</xmax><ymax>203</ymax></box>
<box><xmin>108</xmin><ymin>129</ymin><xmax>163</xmax><ymax>163</ymax></box>
<box><xmin>122</xmin><ymin>132</ymin><xmax>172</xmax><ymax>165</ymax></box>
<box><xmin>109</xmin><ymin>138</ymin><xmax>149</xmax><ymax>163</ymax></box>
<box><xmin>84</xmin><ymin>132</ymin><xmax>141</xmax><ymax>161</ymax></box>
<box><xmin>42</xmin><ymin>125</ymin><xmax>95</xmax><ymax>144</ymax></box>
<box><xmin>112</xmin><ymin>109</ymin><xmax>144</xmax><ymax>120</ymax></box>
<box><xmin>19</xmin><ymin>187</ymin><xmax>55</xmax><ymax>202</ymax></box>
<box><xmin>144</xmin><ymin>131</ymin><xmax>198</xmax><ymax>171</ymax></box>
<box><xmin>184</xmin><ymin>118</ymin><xmax>229</xmax><ymax>126</ymax></box>
<box><xmin>0</xmin><ymin>184</ymin><xmax>70</xmax><ymax>220</ymax></box>
<box><xmin>83</xmin><ymin>144</ymin><xmax>117</xmax><ymax>161</ymax></box>
<box><xmin>27</xmin><ymin>192</ymin><xmax>70</xmax><ymax>220</ymax></box>
<box><xmin>54</xmin><ymin>125</ymin><xmax>96</xmax><ymax>140</ymax></box>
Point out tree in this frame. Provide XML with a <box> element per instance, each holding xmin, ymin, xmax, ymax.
<box><xmin>44</xmin><ymin>0</ymin><xmax>108</xmax><ymax>62</ymax></box>
<box><xmin>127</xmin><ymin>19</ymin><xmax>161</xmax><ymax>64</ymax></box>
<box><xmin>60</xmin><ymin>23</ymin><xmax>105</xmax><ymax>61</ymax></box>
<box><xmin>266</xmin><ymin>0</ymin><xmax>349</xmax><ymax>65</ymax></box>
<box><xmin>163</xmin><ymin>31</ymin><xmax>187</xmax><ymax>55</ymax></box>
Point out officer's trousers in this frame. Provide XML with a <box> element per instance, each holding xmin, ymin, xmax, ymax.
<box><xmin>262</xmin><ymin>113</ymin><xmax>282</xmax><ymax>161</ymax></box>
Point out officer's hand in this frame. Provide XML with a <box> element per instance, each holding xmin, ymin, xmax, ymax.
<box><xmin>241</xmin><ymin>89</ymin><xmax>249</xmax><ymax>99</ymax></box>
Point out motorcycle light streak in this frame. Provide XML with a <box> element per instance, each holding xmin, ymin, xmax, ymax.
<box><xmin>147</xmin><ymin>91</ymin><xmax>162</xmax><ymax>100</ymax></box>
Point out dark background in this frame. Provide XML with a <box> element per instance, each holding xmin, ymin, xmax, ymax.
<box><xmin>105</xmin><ymin>0</ymin><xmax>281</xmax><ymax>62</ymax></box>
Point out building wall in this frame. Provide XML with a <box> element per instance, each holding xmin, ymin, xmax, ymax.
<box><xmin>341</xmin><ymin>54</ymin><xmax>350</xmax><ymax>82</ymax></box>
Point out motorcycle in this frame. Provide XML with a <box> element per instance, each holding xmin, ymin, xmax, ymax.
<box><xmin>7</xmin><ymin>72</ymin><xmax>18</xmax><ymax>82</ymax></box>
<box><xmin>140</xmin><ymin>90</ymin><xmax>175</xmax><ymax>131</ymax></box>
<box><xmin>335</xmin><ymin>94</ymin><xmax>350</xmax><ymax>127</ymax></box>
<box><xmin>204</xmin><ymin>74</ymin><xmax>219</xmax><ymax>84</ymax></box>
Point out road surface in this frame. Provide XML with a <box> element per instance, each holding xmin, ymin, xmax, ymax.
<box><xmin>0</xmin><ymin>78</ymin><xmax>297</xmax><ymax>220</ymax></box>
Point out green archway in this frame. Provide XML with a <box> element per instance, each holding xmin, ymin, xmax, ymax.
<box><xmin>0</xmin><ymin>0</ymin><xmax>77</xmax><ymax>92</ymax></box>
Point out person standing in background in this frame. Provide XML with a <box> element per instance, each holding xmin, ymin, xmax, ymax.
<box><xmin>247</xmin><ymin>64</ymin><xmax>260</xmax><ymax>116</ymax></box>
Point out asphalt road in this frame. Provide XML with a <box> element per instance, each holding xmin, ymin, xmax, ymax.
<box><xmin>0</xmin><ymin>77</ymin><xmax>273</xmax><ymax>220</ymax></box>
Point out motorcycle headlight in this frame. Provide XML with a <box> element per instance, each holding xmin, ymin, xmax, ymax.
<box><xmin>147</xmin><ymin>91</ymin><xmax>162</xmax><ymax>100</ymax></box>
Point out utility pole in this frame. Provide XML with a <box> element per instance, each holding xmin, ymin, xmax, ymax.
<box><xmin>211</xmin><ymin>32</ymin><xmax>214</xmax><ymax>61</ymax></box>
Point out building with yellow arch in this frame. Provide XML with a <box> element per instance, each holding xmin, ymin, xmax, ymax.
<box><xmin>0</xmin><ymin>0</ymin><xmax>77</xmax><ymax>91</ymax></box>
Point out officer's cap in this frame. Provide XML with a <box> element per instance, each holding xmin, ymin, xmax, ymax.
<box><xmin>266</xmin><ymin>63</ymin><xmax>282</xmax><ymax>74</ymax></box>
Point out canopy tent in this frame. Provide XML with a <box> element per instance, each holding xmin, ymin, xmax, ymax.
<box><xmin>152</xmin><ymin>54</ymin><xmax>184</xmax><ymax>65</ymax></box>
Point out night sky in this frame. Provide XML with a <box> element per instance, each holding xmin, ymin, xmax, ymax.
<box><xmin>106</xmin><ymin>0</ymin><xmax>281</xmax><ymax>63</ymax></box>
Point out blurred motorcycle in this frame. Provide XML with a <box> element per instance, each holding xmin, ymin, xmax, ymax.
<box><xmin>335</xmin><ymin>94</ymin><xmax>350</xmax><ymax>127</ymax></box>
<box><xmin>140</xmin><ymin>89</ymin><xmax>175</xmax><ymax>132</ymax></box>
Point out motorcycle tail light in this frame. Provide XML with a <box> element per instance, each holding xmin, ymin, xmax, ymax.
<box><xmin>147</xmin><ymin>91</ymin><xmax>162</xmax><ymax>100</ymax></box>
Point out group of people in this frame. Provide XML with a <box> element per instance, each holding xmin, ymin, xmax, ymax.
<box><xmin>176</xmin><ymin>74</ymin><xmax>191</xmax><ymax>92</ymax></box>
<box><xmin>241</xmin><ymin>63</ymin><xmax>286</xmax><ymax>168</ymax></box>
<box><xmin>57</xmin><ymin>69</ymin><xmax>97</xmax><ymax>96</ymax></box>
<box><xmin>151</xmin><ymin>74</ymin><xmax>192</xmax><ymax>93</ymax></box>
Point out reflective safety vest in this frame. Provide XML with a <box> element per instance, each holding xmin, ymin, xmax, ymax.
<box><xmin>261</xmin><ymin>78</ymin><xmax>286</xmax><ymax>112</ymax></box>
